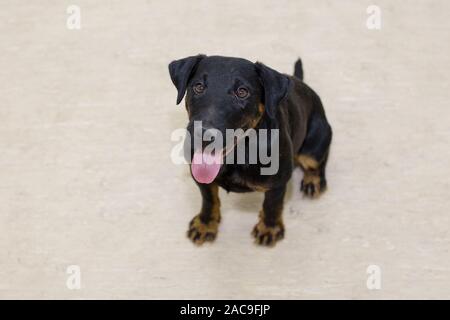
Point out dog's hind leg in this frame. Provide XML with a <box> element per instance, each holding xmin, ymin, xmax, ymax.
<box><xmin>296</xmin><ymin>111</ymin><xmax>332</xmax><ymax>198</ymax></box>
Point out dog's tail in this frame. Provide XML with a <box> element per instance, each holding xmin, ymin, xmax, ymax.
<box><xmin>293</xmin><ymin>58</ymin><xmax>303</xmax><ymax>81</ymax></box>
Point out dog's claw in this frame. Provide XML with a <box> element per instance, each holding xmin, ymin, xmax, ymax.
<box><xmin>252</xmin><ymin>220</ymin><xmax>284</xmax><ymax>247</ymax></box>
<box><xmin>187</xmin><ymin>215</ymin><xmax>219</xmax><ymax>245</ymax></box>
<box><xmin>301</xmin><ymin>175</ymin><xmax>326</xmax><ymax>198</ymax></box>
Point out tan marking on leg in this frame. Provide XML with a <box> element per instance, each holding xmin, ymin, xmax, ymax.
<box><xmin>252</xmin><ymin>210</ymin><xmax>285</xmax><ymax>247</ymax></box>
<box><xmin>303</xmin><ymin>172</ymin><xmax>321</xmax><ymax>188</ymax></box>
<box><xmin>187</xmin><ymin>184</ymin><xmax>221</xmax><ymax>245</ymax></box>
<box><xmin>301</xmin><ymin>170</ymin><xmax>323</xmax><ymax>198</ymax></box>
<box><xmin>295</xmin><ymin>154</ymin><xmax>319</xmax><ymax>171</ymax></box>
<box><xmin>188</xmin><ymin>216</ymin><xmax>219</xmax><ymax>245</ymax></box>
<box><xmin>209</xmin><ymin>183</ymin><xmax>221</xmax><ymax>221</ymax></box>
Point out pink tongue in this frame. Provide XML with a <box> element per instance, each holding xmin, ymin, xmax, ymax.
<box><xmin>191</xmin><ymin>151</ymin><xmax>222</xmax><ymax>184</ymax></box>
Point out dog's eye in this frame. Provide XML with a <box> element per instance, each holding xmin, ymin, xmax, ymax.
<box><xmin>193</xmin><ymin>83</ymin><xmax>205</xmax><ymax>95</ymax></box>
<box><xmin>236</xmin><ymin>87</ymin><xmax>249</xmax><ymax>99</ymax></box>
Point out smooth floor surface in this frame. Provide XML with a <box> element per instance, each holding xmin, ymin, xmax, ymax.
<box><xmin>0</xmin><ymin>0</ymin><xmax>449</xmax><ymax>299</ymax></box>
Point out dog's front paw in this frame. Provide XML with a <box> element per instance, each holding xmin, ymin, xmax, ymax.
<box><xmin>301</xmin><ymin>173</ymin><xmax>326</xmax><ymax>198</ymax></box>
<box><xmin>187</xmin><ymin>215</ymin><xmax>219</xmax><ymax>245</ymax></box>
<box><xmin>252</xmin><ymin>220</ymin><xmax>284</xmax><ymax>247</ymax></box>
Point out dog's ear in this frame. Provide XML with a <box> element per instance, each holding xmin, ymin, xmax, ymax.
<box><xmin>255</xmin><ymin>62</ymin><xmax>290</xmax><ymax>119</ymax></box>
<box><xmin>169</xmin><ymin>54</ymin><xmax>205</xmax><ymax>105</ymax></box>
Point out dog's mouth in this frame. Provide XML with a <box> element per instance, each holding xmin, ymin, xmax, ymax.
<box><xmin>191</xmin><ymin>151</ymin><xmax>222</xmax><ymax>184</ymax></box>
<box><xmin>191</xmin><ymin>135</ymin><xmax>243</xmax><ymax>184</ymax></box>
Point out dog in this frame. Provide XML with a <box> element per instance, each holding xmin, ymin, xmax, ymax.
<box><xmin>169</xmin><ymin>55</ymin><xmax>332</xmax><ymax>246</ymax></box>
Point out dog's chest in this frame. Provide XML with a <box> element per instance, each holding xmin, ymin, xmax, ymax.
<box><xmin>217</xmin><ymin>166</ymin><xmax>269</xmax><ymax>193</ymax></box>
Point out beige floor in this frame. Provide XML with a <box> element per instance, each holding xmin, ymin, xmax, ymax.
<box><xmin>0</xmin><ymin>0</ymin><xmax>449</xmax><ymax>299</ymax></box>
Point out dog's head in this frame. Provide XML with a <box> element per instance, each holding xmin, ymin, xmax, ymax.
<box><xmin>169</xmin><ymin>55</ymin><xmax>289</xmax><ymax>183</ymax></box>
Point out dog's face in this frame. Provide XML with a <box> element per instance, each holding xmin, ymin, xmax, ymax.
<box><xmin>169</xmin><ymin>55</ymin><xmax>289</xmax><ymax>183</ymax></box>
<box><xmin>182</xmin><ymin>56</ymin><xmax>264</xmax><ymax>134</ymax></box>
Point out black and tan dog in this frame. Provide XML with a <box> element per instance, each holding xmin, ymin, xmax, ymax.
<box><xmin>169</xmin><ymin>55</ymin><xmax>332</xmax><ymax>247</ymax></box>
